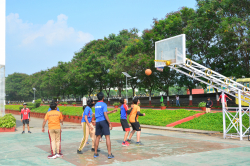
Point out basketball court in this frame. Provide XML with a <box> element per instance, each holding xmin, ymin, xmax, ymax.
<box><xmin>1</xmin><ymin>115</ymin><xmax>250</xmax><ymax>165</ymax></box>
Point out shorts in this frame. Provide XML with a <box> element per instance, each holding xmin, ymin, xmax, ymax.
<box><xmin>120</xmin><ymin>119</ymin><xmax>130</xmax><ymax>131</ymax></box>
<box><xmin>131</xmin><ymin>122</ymin><xmax>141</xmax><ymax>131</ymax></box>
<box><xmin>95</xmin><ymin>120</ymin><xmax>110</xmax><ymax>136</ymax></box>
<box><xmin>22</xmin><ymin>119</ymin><xmax>29</xmax><ymax>125</ymax></box>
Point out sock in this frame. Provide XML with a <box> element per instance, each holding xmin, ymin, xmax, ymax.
<box><xmin>123</xmin><ymin>141</ymin><xmax>125</xmax><ymax>143</ymax></box>
<box><xmin>136</xmin><ymin>142</ymin><xmax>140</xmax><ymax>143</ymax></box>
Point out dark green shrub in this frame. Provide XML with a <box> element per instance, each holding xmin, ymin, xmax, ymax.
<box><xmin>35</xmin><ymin>99</ymin><xmax>41</xmax><ymax>108</ymax></box>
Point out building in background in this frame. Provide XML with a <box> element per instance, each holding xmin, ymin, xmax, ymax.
<box><xmin>187</xmin><ymin>89</ymin><xmax>204</xmax><ymax>95</ymax></box>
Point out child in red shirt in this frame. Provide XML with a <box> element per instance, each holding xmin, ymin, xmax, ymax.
<box><xmin>218</xmin><ymin>93</ymin><xmax>232</xmax><ymax>110</ymax></box>
<box><xmin>21</xmin><ymin>103</ymin><xmax>31</xmax><ymax>134</ymax></box>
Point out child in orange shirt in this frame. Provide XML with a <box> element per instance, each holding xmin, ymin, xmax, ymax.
<box><xmin>127</xmin><ymin>97</ymin><xmax>145</xmax><ymax>146</ymax></box>
<box><xmin>42</xmin><ymin>103</ymin><xmax>63</xmax><ymax>159</ymax></box>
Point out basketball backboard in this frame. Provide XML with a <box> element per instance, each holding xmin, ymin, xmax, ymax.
<box><xmin>155</xmin><ymin>34</ymin><xmax>186</xmax><ymax>67</ymax></box>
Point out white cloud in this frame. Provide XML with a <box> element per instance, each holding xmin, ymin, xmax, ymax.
<box><xmin>6</xmin><ymin>13</ymin><xmax>94</xmax><ymax>47</ymax></box>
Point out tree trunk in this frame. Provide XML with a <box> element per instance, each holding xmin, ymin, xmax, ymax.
<box><xmin>149</xmin><ymin>90</ymin><xmax>152</xmax><ymax>105</ymax></box>
<box><xmin>189</xmin><ymin>87</ymin><xmax>192</xmax><ymax>106</ymax></box>
<box><xmin>167</xmin><ymin>87</ymin><xmax>170</xmax><ymax>106</ymax></box>
<box><xmin>118</xmin><ymin>87</ymin><xmax>122</xmax><ymax>97</ymax></box>
<box><xmin>215</xmin><ymin>89</ymin><xmax>219</xmax><ymax>106</ymax></box>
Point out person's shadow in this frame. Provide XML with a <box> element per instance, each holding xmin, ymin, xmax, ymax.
<box><xmin>16</xmin><ymin>119</ymin><xmax>22</xmax><ymax>128</ymax></box>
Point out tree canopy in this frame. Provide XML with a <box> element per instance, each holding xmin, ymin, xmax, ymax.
<box><xmin>6</xmin><ymin>0</ymin><xmax>250</xmax><ymax>101</ymax></box>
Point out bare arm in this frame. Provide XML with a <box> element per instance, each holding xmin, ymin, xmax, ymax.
<box><xmin>42</xmin><ymin>119</ymin><xmax>47</xmax><ymax>132</ymax></box>
<box><xmin>107</xmin><ymin>109</ymin><xmax>117</xmax><ymax>114</ymax></box>
<box><xmin>104</xmin><ymin>112</ymin><xmax>112</xmax><ymax>130</ymax></box>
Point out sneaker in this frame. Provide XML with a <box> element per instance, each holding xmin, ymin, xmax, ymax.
<box><xmin>125</xmin><ymin>141</ymin><xmax>130</xmax><ymax>145</ymax></box>
<box><xmin>136</xmin><ymin>142</ymin><xmax>144</xmax><ymax>146</ymax></box>
<box><xmin>108</xmin><ymin>153</ymin><xmax>114</xmax><ymax>159</ymax></box>
<box><xmin>94</xmin><ymin>153</ymin><xmax>99</xmax><ymax>158</ymax></box>
<box><xmin>122</xmin><ymin>142</ymin><xmax>129</xmax><ymax>146</ymax></box>
<box><xmin>126</xmin><ymin>139</ymin><xmax>131</xmax><ymax>143</ymax></box>
<box><xmin>28</xmin><ymin>131</ymin><xmax>32</xmax><ymax>134</ymax></box>
<box><xmin>91</xmin><ymin>148</ymin><xmax>100</xmax><ymax>152</ymax></box>
<box><xmin>77</xmin><ymin>150</ymin><xmax>83</xmax><ymax>154</ymax></box>
<box><xmin>21</xmin><ymin>131</ymin><xmax>25</xmax><ymax>134</ymax></box>
<box><xmin>47</xmin><ymin>154</ymin><xmax>57</xmax><ymax>159</ymax></box>
<box><xmin>56</xmin><ymin>153</ymin><xmax>63</xmax><ymax>158</ymax></box>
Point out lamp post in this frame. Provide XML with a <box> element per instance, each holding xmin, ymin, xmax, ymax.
<box><xmin>32</xmin><ymin>88</ymin><xmax>36</xmax><ymax>101</ymax></box>
<box><xmin>122</xmin><ymin>72</ymin><xmax>137</xmax><ymax>103</ymax></box>
<box><xmin>122</xmin><ymin>72</ymin><xmax>131</xmax><ymax>103</ymax></box>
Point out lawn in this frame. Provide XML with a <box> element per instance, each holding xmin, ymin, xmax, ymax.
<box><xmin>5</xmin><ymin>105</ymin><xmax>200</xmax><ymax>126</ymax></box>
<box><xmin>174</xmin><ymin>112</ymin><xmax>250</xmax><ymax>133</ymax></box>
<box><xmin>108</xmin><ymin>109</ymin><xmax>199</xmax><ymax>126</ymax></box>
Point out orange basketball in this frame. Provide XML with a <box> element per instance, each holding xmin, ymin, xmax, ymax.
<box><xmin>145</xmin><ymin>69</ymin><xmax>152</xmax><ymax>76</ymax></box>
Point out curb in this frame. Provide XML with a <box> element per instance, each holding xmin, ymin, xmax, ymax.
<box><xmin>166</xmin><ymin>112</ymin><xmax>206</xmax><ymax>127</ymax></box>
<box><xmin>140</xmin><ymin>125</ymin><xmax>220</xmax><ymax>135</ymax></box>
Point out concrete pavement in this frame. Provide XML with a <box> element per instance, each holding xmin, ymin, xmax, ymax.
<box><xmin>1</xmin><ymin>115</ymin><xmax>250</xmax><ymax>165</ymax></box>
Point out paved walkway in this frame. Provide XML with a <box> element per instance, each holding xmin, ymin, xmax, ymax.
<box><xmin>1</xmin><ymin>115</ymin><xmax>250</xmax><ymax>165</ymax></box>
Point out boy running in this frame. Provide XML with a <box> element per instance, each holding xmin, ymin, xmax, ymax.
<box><xmin>127</xmin><ymin>97</ymin><xmax>145</xmax><ymax>145</ymax></box>
<box><xmin>119</xmin><ymin>98</ymin><xmax>131</xmax><ymax>146</ymax></box>
<box><xmin>217</xmin><ymin>93</ymin><xmax>232</xmax><ymax>110</ymax></box>
<box><xmin>42</xmin><ymin>103</ymin><xmax>63</xmax><ymax>159</ymax></box>
<box><xmin>21</xmin><ymin>103</ymin><xmax>31</xmax><ymax>134</ymax></box>
<box><xmin>94</xmin><ymin>92</ymin><xmax>114</xmax><ymax>159</ymax></box>
<box><xmin>77</xmin><ymin>99</ymin><xmax>100</xmax><ymax>154</ymax></box>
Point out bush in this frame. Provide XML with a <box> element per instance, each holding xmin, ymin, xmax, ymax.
<box><xmin>0</xmin><ymin>114</ymin><xmax>16</xmax><ymax>128</ymax></box>
<box><xmin>198</xmin><ymin>101</ymin><xmax>206</xmax><ymax>107</ymax></box>
<box><xmin>113</xmin><ymin>102</ymin><xmax>120</xmax><ymax>106</ymax></box>
<box><xmin>72</xmin><ymin>102</ymin><xmax>77</xmax><ymax>104</ymax></box>
<box><xmin>35</xmin><ymin>99</ymin><xmax>41</xmax><ymax>108</ymax></box>
<box><xmin>161</xmin><ymin>102</ymin><xmax>165</xmax><ymax>106</ymax></box>
<box><xmin>53</xmin><ymin>97</ymin><xmax>57</xmax><ymax>101</ymax></box>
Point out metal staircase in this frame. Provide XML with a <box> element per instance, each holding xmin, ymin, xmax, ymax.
<box><xmin>169</xmin><ymin>58</ymin><xmax>250</xmax><ymax>140</ymax></box>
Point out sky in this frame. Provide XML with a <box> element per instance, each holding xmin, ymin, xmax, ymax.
<box><xmin>6</xmin><ymin>0</ymin><xmax>197</xmax><ymax>76</ymax></box>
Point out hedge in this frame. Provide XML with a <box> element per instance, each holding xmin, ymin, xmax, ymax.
<box><xmin>0</xmin><ymin>114</ymin><xmax>16</xmax><ymax>128</ymax></box>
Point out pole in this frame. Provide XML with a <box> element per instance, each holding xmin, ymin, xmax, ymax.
<box><xmin>222</xmin><ymin>92</ymin><xmax>226</xmax><ymax>139</ymax></box>
<box><xmin>238</xmin><ymin>90</ymin><xmax>242</xmax><ymax>140</ymax></box>
<box><xmin>126</xmin><ymin>76</ymin><xmax>128</xmax><ymax>103</ymax></box>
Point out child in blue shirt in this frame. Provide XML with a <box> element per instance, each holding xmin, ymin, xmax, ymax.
<box><xmin>77</xmin><ymin>98</ymin><xmax>99</xmax><ymax>154</ymax></box>
<box><xmin>94</xmin><ymin>92</ymin><xmax>114</xmax><ymax>159</ymax></box>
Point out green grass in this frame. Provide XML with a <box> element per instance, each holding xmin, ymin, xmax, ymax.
<box><xmin>5</xmin><ymin>105</ymin><xmax>21</xmax><ymax>111</ymax></box>
<box><xmin>6</xmin><ymin>105</ymin><xmax>200</xmax><ymax>127</ymax></box>
<box><xmin>174</xmin><ymin>112</ymin><xmax>250</xmax><ymax>133</ymax></box>
<box><xmin>108</xmin><ymin>109</ymin><xmax>199</xmax><ymax>126</ymax></box>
